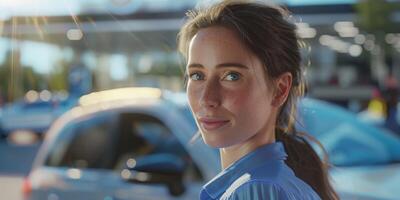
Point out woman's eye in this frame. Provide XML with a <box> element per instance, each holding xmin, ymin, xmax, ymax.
<box><xmin>224</xmin><ymin>72</ymin><xmax>241</xmax><ymax>81</ymax></box>
<box><xmin>189</xmin><ymin>72</ymin><xmax>204</xmax><ymax>81</ymax></box>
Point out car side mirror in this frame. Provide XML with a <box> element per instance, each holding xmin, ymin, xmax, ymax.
<box><xmin>121</xmin><ymin>153</ymin><xmax>186</xmax><ymax>196</ymax></box>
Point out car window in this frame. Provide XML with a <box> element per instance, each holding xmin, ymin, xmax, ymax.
<box><xmin>45</xmin><ymin>114</ymin><xmax>117</xmax><ymax>169</ymax></box>
<box><xmin>113</xmin><ymin>113</ymin><xmax>203</xmax><ymax>181</ymax></box>
<box><xmin>45</xmin><ymin>111</ymin><xmax>203</xmax><ymax>181</ymax></box>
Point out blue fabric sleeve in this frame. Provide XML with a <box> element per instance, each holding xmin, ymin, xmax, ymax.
<box><xmin>226</xmin><ymin>181</ymin><xmax>287</xmax><ymax>200</ymax></box>
<box><xmin>225</xmin><ymin>181</ymin><xmax>321</xmax><ymax>200</ymax></box>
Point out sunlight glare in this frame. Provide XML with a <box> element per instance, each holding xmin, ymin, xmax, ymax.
<box><xmin>2</xmin><ymin>0</ymin><xmax>34</xmax><ymax>7</ymax></box>
<box><xmin>0</xmin><ymin>21</ymin><xmax>3</xmax><ymax>36</ymax></box>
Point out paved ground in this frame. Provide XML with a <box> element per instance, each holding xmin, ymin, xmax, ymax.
<box><xmin>0</xmin><ymin>139</ymin><xmax>41</xmax><ymax>200</ymax></box>
<box><xmin>0</xmin><ymin>175</ymin><xmax>24</xmax><ymax>200</ymax></box>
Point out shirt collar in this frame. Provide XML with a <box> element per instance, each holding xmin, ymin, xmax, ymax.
<box><xmin>201</xmin><ymin>142</ymin><xmax>287</xmax><ymax>199</ymax></box>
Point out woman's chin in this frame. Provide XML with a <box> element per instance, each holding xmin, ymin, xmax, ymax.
<box><xmin>201</xmin><ymin>133</ymin><xmax>234</xmax><ymax>148</ymax></box>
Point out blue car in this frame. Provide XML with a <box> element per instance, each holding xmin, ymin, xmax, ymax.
<box><xmin>25</xmin><ymin>87</ymin><xmax>400</xmax><ymax>200</ymax></box>
<box><xmin>298</xmin><ymin>98</ymin><xmax>400</xmax><ymax>200</ymax></box>
<box><xmin>0</xmin><ymin>91</ymin><xmax>78</xmax><ymax>140</ymax></box>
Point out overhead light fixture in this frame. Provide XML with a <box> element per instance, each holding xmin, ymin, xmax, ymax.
<box><xmin>349</xmin><ymin>45</ymin><xmax>362</xmax><ymax>57</ymax></box>
<box><xmin>296</xmin><ymin>23</ymin><xmax>316</xmax><ymax>39</ymax></box>
<box><xmin>295</xmin><ymin>22</ymin><xmax>310</xmax><ymax>29</ymax></box>
<box><xmin>39</xmin><ymin>90</ymin><xmax>52</xmax><ymax>102</ymax></box>
<box><xmin>385</xmin><ymin>33</ymin><xmax>397</xmax><ymax>44</ymax></box>
<box><xmin>363</xmin><ymin>40</ymin><xmax>375</xmax><ymax>51</ymax></box>
<box><xmin>67</xmin><ymin>29</ymin><xmax>83</xmax><ymax>41</ymax></box>
<box><xmin>331</xmin><ymin>41</ymin><xmax>349</xmax><ymax>53</ymax></box>
<box><xmin>354</xmin><ymin>34</ymin><xmax>366</xmax><ymax>44</ymax></box>
<box><xmin>297</xmin><ymin>27</ymin><xmax>317</xmax><ymax>39</ymax></box>
<box><xmin>334</xmin><ymin>21</ymin><xmax>359</xmax><ymax>38</ymax></box>
<box><xmin>25</xmin><ymin>90</ymin><xmax>39</xmax><ymax>103</ymax></box>
<box><xmin>338</xmin><ymin>27</ymin><xmax>359</xmax><ymax>38</ymax></box>
<box><xmin>319</xmin><ymin>35</ymin><xmax>334</xmax><ymax>46</ymax></box>
<box><xmin>334</xmin><ymin>21</ymin><xmax>354</xmax><ymax>32</ymax></box>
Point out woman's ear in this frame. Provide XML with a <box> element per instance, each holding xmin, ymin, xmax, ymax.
<box><xmin>272</xmin><ymin>72</ymin><xmax>292</xmax><ymax>107</ymax></box>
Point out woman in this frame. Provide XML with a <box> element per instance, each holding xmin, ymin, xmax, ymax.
<box><xmin>178</xmin><ymin>0</ymin><xmax>338</xmax><ymax>200</ymax></box>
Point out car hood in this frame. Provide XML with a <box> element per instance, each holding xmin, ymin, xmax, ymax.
<box><xmin>331</xmin><ymin>163</ymin><xmax>400</xmax><ymax>200</ymax></box>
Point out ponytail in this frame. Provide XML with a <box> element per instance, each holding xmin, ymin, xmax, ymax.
<box><xmin>276</xmin><ymin>129</ymin><xmax>339</xmax><ymax>200</ymax></box>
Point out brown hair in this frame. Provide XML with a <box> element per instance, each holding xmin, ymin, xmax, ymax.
<box><xmin>178</xmin><ymin>0</ymin><xmax>338</xmax><ymax>199</ymax></box>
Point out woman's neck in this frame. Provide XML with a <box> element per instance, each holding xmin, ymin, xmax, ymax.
<box><xmin>219</xmin><ymin>127</ymin><xmax>276</xmax><ymax>169</ymax></box>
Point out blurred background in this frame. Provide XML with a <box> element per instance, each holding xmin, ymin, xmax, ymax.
<box><xmin>0</xmin><ymin>0</ymin><xmax>399</xmax><ymax>199</ymax></box>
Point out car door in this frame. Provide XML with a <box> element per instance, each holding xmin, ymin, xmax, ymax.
<box><xmin>35</xmin><ymin>109</ymin><xmax>207</xmax><ymax>200</ymax></box>
<box><xmin>31</xmin><ymin>112</ymin><xmax>121</xmax><ymax>200</ymax></box>
<box><xmin>112</xmin><ymin>112</ymin><xmax>205</xmax><ymax>200</ymax></box>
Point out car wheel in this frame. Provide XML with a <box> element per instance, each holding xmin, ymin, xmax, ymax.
<box><xmin>168</xmin><ymin>182</ymin><xmax>185</xmax><ymax>196</ymax></box>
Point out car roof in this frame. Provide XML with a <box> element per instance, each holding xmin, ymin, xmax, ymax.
<box><xmin>78</xmin><ymin>87</ymin><xmax>163</xmax><ymax>107</ymax></box>
<box><xmin>45</xmin><ymin>87</ymin><xmax>175</xmax><ymax>139</ymax></box>
<box><xmin>73</xmin><ymin>87</ymin><xmax>166</xmax><ymax>114</ymax></box>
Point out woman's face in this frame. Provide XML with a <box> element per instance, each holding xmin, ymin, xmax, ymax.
<box><xmin>186</xmin><ymin>26</ymin><xmax>279</xmax><ymax>148</ymax></box>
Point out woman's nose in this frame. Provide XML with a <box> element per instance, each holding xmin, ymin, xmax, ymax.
<box><xmin>199</xmin><ymin>80</ymin><xmax>221</xmax><ymax>108</ymax></box>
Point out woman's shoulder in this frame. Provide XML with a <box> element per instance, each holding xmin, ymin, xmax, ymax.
<box><xmin>220</xmin><ymin>180</ymin><xmax>321</xmax><ymax>200</ymax></box>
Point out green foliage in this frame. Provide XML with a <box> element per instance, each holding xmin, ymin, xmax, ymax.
<box><xmin>48</xmin><ymin>60</ymin><xmax>69</xmax><ymax>91</ymax></box>
<box><xmin>21</xmin><ymin>67</ymin><xmax>44</xmax><ymax>91</ymax></box>
<box><xmin>0</xmin><ymin>65</ymin><xmax>46</xmax><ymax>102</ymax></box>
<box><xmin>356</xmin><ymin>0</ymin><xmax>395</xmax><ymax>34</ymax></box>
<box><xmin>135</xmin><ymin>62</ymin><xmax>184</xmax><ymax>77</ymax></box>
<box><xmin>0</xmin><ymin>48</ymin><xmax>75</xmax><ymax>102</ymax></box>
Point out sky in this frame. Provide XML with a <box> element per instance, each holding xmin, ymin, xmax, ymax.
<box><xmin>0</xmin><ymin>0</ymin><xmax>356</xmax><ymax>19</ymax></box>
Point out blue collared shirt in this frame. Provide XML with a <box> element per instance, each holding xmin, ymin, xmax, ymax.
<box><xmin>200</xmin><ymin>142</ymin><xmax>321</xmax><ymax>200</ymax></box>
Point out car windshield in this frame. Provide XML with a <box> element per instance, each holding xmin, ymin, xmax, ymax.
<box><xmin>45</xmin><ymin>113</ymin><xmax>117</xmax><ymax>169</ymax></box>
<box><xmin>297</xmin><ymin>98</ymin><xmax>400</xmax><ymax>166</ymax></box>
<box><xmin>45</xmin><ymin>110</ymin><xmax>200</xmax><ymax>171</ymax></box>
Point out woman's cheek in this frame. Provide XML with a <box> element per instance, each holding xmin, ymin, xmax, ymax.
<box><xmin>224</xmin><ymin>88</ymin><xmax>251</xmax><ymax>113</ymax></box>
<box><xmin>187</xmin><ymin>85</ymin><xmax>200</xmax><ymax>112</ymax></box>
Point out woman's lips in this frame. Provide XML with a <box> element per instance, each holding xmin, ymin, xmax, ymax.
<box><xmin>198</xmin><ymin>118</ymin><xmax>230</xmax><ymax>131</ymax></box>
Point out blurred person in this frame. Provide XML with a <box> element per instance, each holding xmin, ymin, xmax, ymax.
<box><xmin>178</xmin><ymin>1</ymin><xmax>338</xmax><ymax>199</ymax></box>
<box><xmin>383</xmin><ymin>74</ymin><xmax>400</xmax><ymax>135</ymax></box>
<box><xmin>68</xmin><ymin>62</ymin><xmax>92</xmax><ymax>97</ymax></box>
<box><xmin>383</xmin><ymin>88</ymin><xmax>400</xmax><ymax>135</ymax></box>
<box><xmin>358</xmin><ymin>88</ymin><xmax>387</xmax><ymax>125</ymax></box>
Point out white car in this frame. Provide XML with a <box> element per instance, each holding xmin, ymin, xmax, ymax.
<box><xmin>25</xmin><ymin>88</ymin><xmax>219</xmax><ymax>200</ymax></box>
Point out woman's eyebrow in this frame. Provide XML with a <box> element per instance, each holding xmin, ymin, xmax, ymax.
<box><xmin>187</xmin><ymin>63</ymin><xmax>203</xmax><ymax>69</ymax></box>
<box><xmin>187</xmin><ymin>63</ymin><xmax>249</xmax><ymax>69</ymax></box>
<box><xmin>216</xmin><ymin>63</ymin><xmax>249</xmax><ymax>70</ymax></box>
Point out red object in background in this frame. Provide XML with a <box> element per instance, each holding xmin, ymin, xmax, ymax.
<box><xmin>385</xmin><ymin>75</ymin><xmax>399</xmax><ymax>90</ymax></box>
<box><xmin>22</xmin><ymin>177</ymin><xmax>32</xmax><ymax>200</ymax></box>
